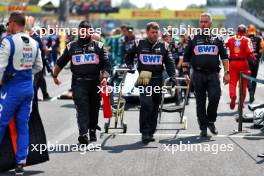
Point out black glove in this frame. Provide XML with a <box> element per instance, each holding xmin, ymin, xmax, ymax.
<box><xmin>169</xmin><ymin>77</ymin><xmax>176</xmax><ymax>88</ymax></box>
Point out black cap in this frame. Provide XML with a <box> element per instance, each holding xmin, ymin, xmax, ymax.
<box><xmin>128</xmin><ymin>26</ymin><xmax>134</xmax><ymax>32</ymax></box>
<box><xmin>79</xmin><ymin>20</ymin><xmax>92</xmax><ymax>29</ymax></box>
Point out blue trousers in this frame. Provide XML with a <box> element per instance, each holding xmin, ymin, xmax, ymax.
<box><xmin>0</xmin><ymin>80</ymin><xmax>33</xmax><ymax>164</ymax></box>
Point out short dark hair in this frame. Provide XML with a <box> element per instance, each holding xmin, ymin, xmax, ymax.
<box><xmin>146</xmin><ymin>22</ymin><xmax>159</xmax><ymax>31</ymax></box>
<box><xmin>120</xmin><ymin>24</ymin><xmax>128</xmax><ymax>30</ymax></box>
<box><xmin>9</xmin><ymin>12</ymin><xmax>26</xmax><ymax>26</ymax></box>
<box><xmin>79</xmin><ymin>20</ymin><xmax>92</xmax><ymax>29</ymax></box>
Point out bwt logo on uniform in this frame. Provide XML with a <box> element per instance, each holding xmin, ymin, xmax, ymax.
<box><xmin>194</xmin><ymin>45</ymin><xmax>219</xmax><ymax>55</ymax></box>
<box><xmin>72</xmin><ymin>53</ymin><xmax>99</xmax><ymax>65</ymax></box>
<box><xmin>140</xmin><ymin>54</ymin><xmax>163</xmax><ymax>65</ymax></box>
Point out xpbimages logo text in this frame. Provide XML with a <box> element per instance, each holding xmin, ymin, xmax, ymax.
<box><xmin>162</xmin><ymin>142</ymin><xmax>234</xmax><ymax>155</ymax></box>
<box><xmin>31</xmin><ymin>142</ymin><xmax>102</xmax><ymax>155</ymax></box>
<box><xmin>32</xmin><ymin>25</ymin><xmax>102</xmax><ymax>38</ymax></box>
<box><xmin>163</xmin><ymin>25</ymin><xmax>235</xmax><ymax>36</ymax></box>
<box><xmin>98</xmin><ymin>83</ymin><xmax>172</xmax><ymax>96</ymax></box>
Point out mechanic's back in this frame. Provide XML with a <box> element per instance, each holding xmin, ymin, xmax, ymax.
<box><xmin>0</xmin><ymin>12</ymin><xmax>42</xmax><ymax>176</ymax></box>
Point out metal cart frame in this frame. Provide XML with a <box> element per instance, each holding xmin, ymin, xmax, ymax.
<box><xmin>158</xmin><ymin>77</ymin><xmax>190</xmax><ymax>129</ymax></box>
<box><xmin>104</xmin><ymin>68</ymin><xmax>132</xmax><ymax>134</ymax></box>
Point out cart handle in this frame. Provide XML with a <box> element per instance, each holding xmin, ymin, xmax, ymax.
<box><xmin>164</xmin><ymin>77</ymin><xmax>190</xmax><ymax>84</ymax></box>
<box><xmin>114</xmin><ymin>68</ymin><xmax>136</xmax><ymax>72</ymax></box>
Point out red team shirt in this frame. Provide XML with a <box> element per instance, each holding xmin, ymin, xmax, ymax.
<box><xmin>225</xmin><ymin>35</ymin><xmax>255</xmax><ymax>60</ymax></box>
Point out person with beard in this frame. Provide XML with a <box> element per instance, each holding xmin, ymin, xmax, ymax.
<box><xmin>53</xmin><ymin>20</ymin><xmax>111</xmax><ymax>144</ymax></box>
<box><xmin>126</xmin><ymin>22</ymin><xmax>176</xmax><ymax>144</ymax></box>
<box><xmin>182</xmin><ymin>13</ymin><xmax>230</xmax><ymax>137</ymax></box>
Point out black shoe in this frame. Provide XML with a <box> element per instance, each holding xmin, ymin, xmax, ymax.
<box><xmin>43</xmin><ymin>95</ymin><xmax>52</xmax><ymax>101</ymax></box>
<box><xmin>257</xmin><ymin>153</ymin><xmax>264</xmax><ymax>158</ymax></box>
<box><xmin>15</xmin><ymin>164</ymin><xmax>24</xmax><ymax>175</ymax></box>
<box><xmin>78</xmin><ymin>134</ymin><xmax>89</xmax><ymax>145</ymax></box>
<box><xmin>141</xmin><ymin>134</ymin><xmax>150</xmax><ymax>144</ymax></box>
<box><xmin>96</xmin><ymin>125</ymin><xmax>101</xmax><ymax>131</ymax></box>
<box><xmin>200</xmin><ymin>129</ymin><xmax>207</xmax><ymax>137</ymax></box>
<box><xmin>207</xmin><ymin>123</ymin><xmax>218</xmax><ymax>135</ymax></box>
<box><xmin>142</xmin><ymin>134</ymin><xmax>155</xmax><ymax>144</ymax></box>
<box><xmin>89</xmin><ymin>130</ymin><xmax>97</xmax><ymax>142</ymax></box>
<box><xmin>148</xmin><ymin>134</ymin><xmax>155</xmax><ymax>142</ymax></box>
<box><xmin>249</xmin><ymin>96</ymin><xmax>255</xmax><ymax>103</ymax></box>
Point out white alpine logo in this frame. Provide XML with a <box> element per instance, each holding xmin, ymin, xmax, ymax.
<box><xmin>0</xmin><ymin>92</ymin><xmax>7</xmax><ymax>100</ymax></box>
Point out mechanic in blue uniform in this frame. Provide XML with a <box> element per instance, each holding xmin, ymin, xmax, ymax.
<box><xmin>49</xmin><ymin>33</ymin><xmax>60</xmax><ymax>65</ymax></box>
<box><xmin>42</xmin><ymin>30</ymin><xmax>60</xmax><ymax>67</ymax></box>
<box><xmin>0</xmin><ymin>12</ymin><xmax>43</xmax><ymax>175</ymax></box>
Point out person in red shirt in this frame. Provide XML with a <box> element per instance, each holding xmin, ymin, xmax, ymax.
<box><xmin>225</xmin><ymin>24</ymin><xmax>255</xmax><ymax>110</ymax></box>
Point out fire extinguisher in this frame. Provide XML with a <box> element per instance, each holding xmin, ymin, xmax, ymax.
<box><xmin>101</xmin><ymin>78</ymin><xmax>112</xmax><ymax>118</ymax></box>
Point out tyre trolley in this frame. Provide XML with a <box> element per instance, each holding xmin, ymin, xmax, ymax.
<box><xmin>158</xmin><ymin>77</ymin><xmax>190</xmax><ymax>129</ymax></box>
<box><xmin>104</xmin><ymin>67</ymin><xmax>132</xmax><ymax>134</ymax></box>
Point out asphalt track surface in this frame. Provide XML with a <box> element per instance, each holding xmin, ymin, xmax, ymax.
<box><xmin>2</xmin><ymin>65</ymin><xmax>264</xmax><ymax>176</ymax></box>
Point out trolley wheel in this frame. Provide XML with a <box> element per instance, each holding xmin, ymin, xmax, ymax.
<box><xmin>123</xmin><ymin>123</ymin><xmax>127</xmax><ymax>133</ymax></box>
<box><xmin>104</xmin><ymin>123</ymin><xmax>109</xmax><ymax>133</ymax></box>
